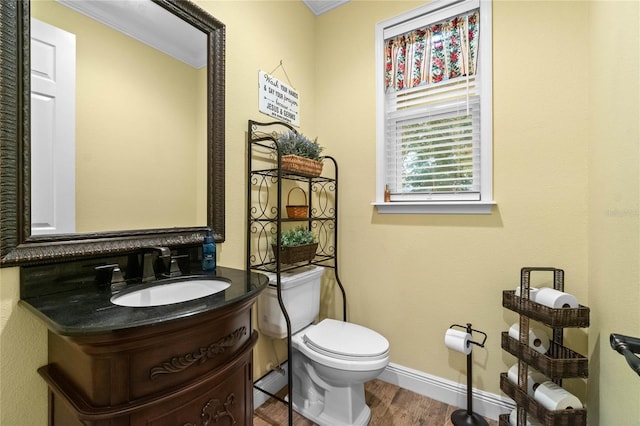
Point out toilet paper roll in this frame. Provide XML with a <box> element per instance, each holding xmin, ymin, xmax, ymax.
<box><xmin>509</xmin><ymin>409</ymin><xmax>543</xmax><ymax>426</ymax></box>
<box><xmin>514</xmin><ymin>286</ymin><xmax>540</xmax><ymax>300</ymax></box>
<box><xmin>535</xmin><ymin>288</ymin><xmax>579</xmax><ymax>309</ymax></box>
<box><xmin>444</xmin><ymin>328</ymin><xmax>472</xmax><ymax>355</ymax></box>
<box><xmin>509</xmin><ymin>323</ymin><xmax>550</xmax><ymax>354</ymax></box>
<box><xmin>534</xmin><ymin>381</ymin><xmax>583</xmax><ymax>410</ymax></box>
<box><xmin>507</xmin><ymin>364</ymin><xmax>550</xmax><ymax>397</ymax></box>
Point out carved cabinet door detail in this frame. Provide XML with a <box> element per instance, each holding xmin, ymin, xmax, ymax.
<box><xmin>132</xmin><ymin>353</ymin><xmax>252</xmax><ymax>426</ymax></box>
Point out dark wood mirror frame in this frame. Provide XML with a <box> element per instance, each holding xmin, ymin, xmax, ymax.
<box><xmin>0</xmin><ymin>0</ymin><xmax>225</xmax><ymax>267</ymax></box>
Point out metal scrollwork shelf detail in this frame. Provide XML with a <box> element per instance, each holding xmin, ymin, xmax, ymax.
<box><xmin>183</xmin><ymin>393</ymin><xmax>236</xmax><ymax>426</ymax></box>
<box><xmin>149</xmin><ymin>327</ymin><xmax>247</xmax><ymax>379</ymax></box>
<box><xmin>247</xmin><ymin>120</ymin><xmax>348</xmax><ymax>426</ymax></box>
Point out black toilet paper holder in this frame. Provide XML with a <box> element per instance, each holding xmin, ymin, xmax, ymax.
<box><xmin>449</xmin><ymin>323</ymin><xmax>487</xmax><ymax>349</ymax></box>
<box><xmin>448</xmin><ymin>323</ymin><xmax>488</xmax><ymax>426</ymax></box>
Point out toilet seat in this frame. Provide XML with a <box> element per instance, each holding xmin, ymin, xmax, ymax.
<box><xmin>294</xmin><ymin>319</ymin><xmax>390</xmax><ymax>371</ymax></box>
<box><xmin>304</xmin><ymin>319</ymin><xmax>389</xmax><ymax>359</ymax></box>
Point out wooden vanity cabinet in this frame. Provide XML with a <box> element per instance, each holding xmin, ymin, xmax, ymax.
<box><xmin>39</xmin><ymin>297</ymin><xmax>258</xmax><ymax>425</ymax></box>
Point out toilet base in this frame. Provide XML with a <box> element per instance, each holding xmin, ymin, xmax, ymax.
<box><xmin>290</xmin><ymin>352</ymin><xmax>373</xmax><ymax>426</ymax></box>
<box><xmin>291</xmin><ymin>394</ymin><xmax>371</xmax><ymax>426</ymax></box>
<box><xmin>287</xmin><ymin>321</ymin><xmax>389</xmax><ymax>426</ymax></box>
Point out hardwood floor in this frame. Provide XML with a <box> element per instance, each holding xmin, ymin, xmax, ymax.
<box><xmin>254</xmin><ymin>379</ymin><xmax>499</xmax><ymax>426</ymax></box>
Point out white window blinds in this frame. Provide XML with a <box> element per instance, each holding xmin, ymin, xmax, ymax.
<box><xmin>385</xmin><ymin>78</ymin><xmax>481</xmax><ymax>201</ymax></box>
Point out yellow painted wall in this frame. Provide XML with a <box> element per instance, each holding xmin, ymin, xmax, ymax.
<box><xmin>189</xmin><ymin>0</ymin><xmax>321</xmax><ymax>265</ymax></box>
<box><xmin>31</xmin><ymin>1</ymin><xmax>205</xmax><ymax>233</ymax></box>
<box><xmin>587</xmin><ymin>1</ymin><xmax>640</xmax><ymax>424</ymax></box>
<box><xmin>2</xmin><ymin>1</ymin><xmax>639</xmax><ymax>425</ymax></box>
<box><xmin>0</xmin><ymin>268</ymin><xmax>48</xmax><ymax>425</ymax></box>
<box><xmin>313</xmin><ymin>0</ymin><xmax>590</xmax><ymax>399</ymax></box>
<box><xmin>194</xmin><ymin>0</ymin><xmax>318</xmax><ymax>377</ymax></box>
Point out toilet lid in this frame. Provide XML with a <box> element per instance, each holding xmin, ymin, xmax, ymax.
<box><xmin>303</xmin><ymin>319</ymin><xmax>389</xmax><ymax>360</ymax></box>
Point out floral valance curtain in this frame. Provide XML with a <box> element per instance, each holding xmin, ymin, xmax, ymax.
<box><xmin>384</xmin><ymin>11</ymin><xmax>479</xmax><ymax>92</ymax></box>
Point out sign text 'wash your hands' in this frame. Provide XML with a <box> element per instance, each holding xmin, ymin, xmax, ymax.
<box><xmin>258</xmin><ymin>70</ymin><xmax>299</xmax><ymax>126</ymax></box>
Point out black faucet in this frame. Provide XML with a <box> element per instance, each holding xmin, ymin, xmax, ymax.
<box><xmin>95</xmin><ymin>263</ymin><xmax>127</xmax><ymax>292</ymax></box>
<box><xmin>610</xmin><ymin>333</ymin><xmax>640</xmax><ymax>377</ymax></box>
<box><xmin>141</xmin><ymin>247</ymin><xmax>171</xmax><ymax>283</ymax></box>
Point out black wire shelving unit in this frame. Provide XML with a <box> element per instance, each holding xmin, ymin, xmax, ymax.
<box><xmin>247</xmin><ymin>120</ymin><xmax>347</xmax><ymax>426</ymax></box>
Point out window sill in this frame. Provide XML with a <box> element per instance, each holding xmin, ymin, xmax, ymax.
<box><xmin>372</xmin><ymin>201</ymin><xmax>496</xmax><ymax>215</ymax></box>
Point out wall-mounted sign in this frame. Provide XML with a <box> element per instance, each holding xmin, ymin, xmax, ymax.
<box><xmin>258</xmin><ymin>70</ymin><xmax>299</xmax><ymax>126</ymax></box>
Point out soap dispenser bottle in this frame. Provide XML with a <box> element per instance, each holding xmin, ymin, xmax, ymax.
<box><xmin>202</xmin><ymin>228</ymin><xmax>216</xmax><ymax>272</ymax></box>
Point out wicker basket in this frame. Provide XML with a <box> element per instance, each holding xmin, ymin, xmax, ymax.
<box><xmin>281</xmin><ymin>154</ymin><xmax>323</xmax><ymax>177</ymax></box>
<box><xmin>499</xmin><ymin>373</ymin><xmax>587</xmax><ymax>426</ymax></box>
<box><xmin>498</xmin><ymin>414</ymin><xmax>510</xmax><ymax>426</ymax></box>
<box><xmin>502</xmin><ymin>291</ymin><xmax>590</xmax><ymax>328</ymax></box>
<box><xmin>501</xmin><ymin>332</ymin><xmax>588</xmax><ymax>378</ymax></box>
<box><xmin>272</xmin><ymin>242</ymin><xmax>318</xmax><ymax>264</ymax></box>
<box><xmin>286</xmin><ymin>187</ymin><xmax>308</xmax><ymax>219</ymax></box>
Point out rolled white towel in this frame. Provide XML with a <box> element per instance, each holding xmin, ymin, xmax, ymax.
<box><xmin>534</xmin><ymin>287</ymin><xmax>579</xmax><ymax>308</ymax></box>
<box><xmin>534</xmin><ymin>381</ymin><xmax>583</xmax><ymax>410</ymax></box>
<box><xmin>514</xmin><ymin>286</ymin><xmax>539</xmax><ymax>300</ymax></box>
<box><xmin>507</xmin><ymin>364</ymin><xmax>550</xmax><ymax>397</ymax></box>
<box><xmin>509</xmin><ymin>409</ymin><xmax>543</xmax><ymax>426</ymax></box>
<box><xmin>508</xmin><ymin>323</ymin><xmax>550</xmax><ymax>354</ymax></box>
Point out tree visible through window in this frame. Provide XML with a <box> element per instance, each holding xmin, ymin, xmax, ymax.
<box><xmin>396</xmin><ymin>107</ymin><xmax>476</xmax><ymax>194</ymax></box>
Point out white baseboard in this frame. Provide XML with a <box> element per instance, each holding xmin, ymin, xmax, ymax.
<box><xmin>378</xmin><ymin>362</ymin><xmax>515</xmax><ymax>421</ymax></box>
<box><xmin>254</xmin><ymin>362</ymin><xmax>289</xmax><ymax>408</ymax></box>
<box><xmin>253</xmin><ymin>361</ymin><xmax>515</xmax><ymax>421</ymax></box>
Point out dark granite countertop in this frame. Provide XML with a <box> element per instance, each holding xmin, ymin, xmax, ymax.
<box><xmin>19</xmin><ymin>266</ymin><xmax>269</xmax><ymax>336</ymax></box>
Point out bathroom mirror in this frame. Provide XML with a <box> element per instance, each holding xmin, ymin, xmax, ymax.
<box><xmin>0</xmin><ymin>0</ymin><xmax>225</xmax><ymax>266</ymax></box>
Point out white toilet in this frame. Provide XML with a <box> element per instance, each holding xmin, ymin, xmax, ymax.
<box><xmin>258</xmin><ymin>266</ymin><xmax>390</xmax><ymax>426</ymax></box>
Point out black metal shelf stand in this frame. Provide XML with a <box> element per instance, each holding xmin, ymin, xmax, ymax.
<box><xmin>247</xmin><ymin>120</ymin><xmax>347</xmax><ymax>426</ymax></box>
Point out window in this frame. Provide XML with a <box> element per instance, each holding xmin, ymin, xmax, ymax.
<box><xmin>375</xmin><ymin>0</ymin><xmax>493</xmax><ymax>214</ymax></box>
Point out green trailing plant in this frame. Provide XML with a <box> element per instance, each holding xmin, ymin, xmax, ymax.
<box><xmin>272</xmin><ymin>226</ymin><xmax>317</xmax><ymax>247</ymax></box>
<box><xmin>277</xmin><ymin>130</ymin><xmax>323</xmax><ymax>161</ymax></box>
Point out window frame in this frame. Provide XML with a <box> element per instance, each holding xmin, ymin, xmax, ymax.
<box><xmin>374</xmin><ymin>0</ymin><xmax>494</xmax><ymax>214</ymax></box>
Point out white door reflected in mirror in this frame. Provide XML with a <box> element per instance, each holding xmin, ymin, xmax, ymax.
<box><xmin>30</xmin><ymin>18</ymin><xmax>76</xmax><ymax>235</ymax></box>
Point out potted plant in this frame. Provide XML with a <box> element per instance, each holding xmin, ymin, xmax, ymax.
<box><xmin>277</xmin><ymin>130</ymin><xmax>324</xmax><ymax>177</ymax></box>
<box><xmin>271</xmin><ymin>226</ymin><xmax>318</xmax><ymax>264</ymax></box>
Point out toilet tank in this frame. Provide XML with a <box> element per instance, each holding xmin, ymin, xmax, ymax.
<box><xmin>257</xmin><ymin>266</ymin><xmax>324</xmax><ymax>339</ymax></box>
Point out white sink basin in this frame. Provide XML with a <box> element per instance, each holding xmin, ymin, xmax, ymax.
<box><xmin>111</xmin><ymin>278</ymin><xmax>230</xmax><ymax>307</ymax></box>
